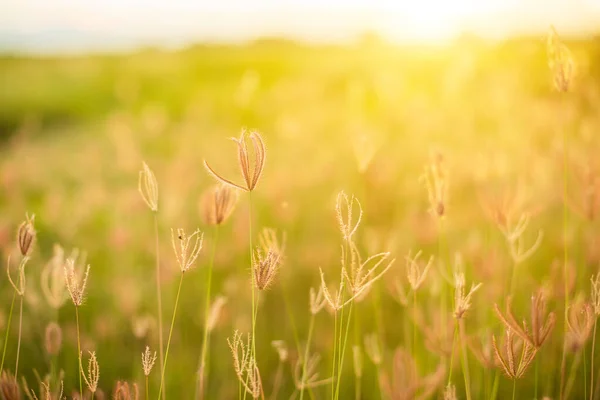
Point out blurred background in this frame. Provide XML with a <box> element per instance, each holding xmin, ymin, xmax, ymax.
<box><xmin>1</xmin><ymin>0</ymin><xmax>600</xmax><ymax>399</ymax></box>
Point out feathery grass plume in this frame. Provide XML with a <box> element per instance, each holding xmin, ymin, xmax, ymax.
<box><xmin>336</xmin><ymin>191</ymin><xmax>363</xmax><ymax>242</ymax></box>
<box><xmin>566</xmin><ymin>300</ymin><xmax>594</xmax><ymax>352</ymax></box>
<box><xmin>204</xmin><ymin>129</ymin><xmax>266</xmax><ymax>192</ymax></box>
<box><xmin>80</xmin><ymin>351</ymin><xmax>99</xmax><ymax>396</ymax></box>
<box><xmin>293</xmin><ymin>352</ymin><xmax>333</xmax><ymax>390</ymax></box>
<box><xmin>364</xmin><ymin>333</ymin><xmax>382</xmax><ymax>365</ymax></box>
<box><xmin>342</xmin><ymin>241</ymin><xmax>393</xmax><ymax>299</ymax></box>
<box><xmin>453</xmin><ymin>272</ymin><xmax>482</xmax><ymax>319</ymax></box>
<box><xmin>421</xmin><ymin>150</ymin><xmax>448</xmax><ymax>219</ymax></box>
<box><xmin>443</xmin><ymin>384</ymin><xmax>457</xmax><ymax>400</ymax></box>
<box><xmin>405</xmin><ymin>250</ymin><xmax>434</xmax><ymax>291</ymax></box>
<box><xmin>40</xmin><ymin>245</ymin><xmax>76</xmax><ymax>309</ymax></box>
<box><xmin>206</xmin><ymin>295</ymin><xmax>227</xmax><ymax>332</ymax></box>
<box><xmin>139</xmin><ymin>162</ymin><xmax>158</xmax><ymax>212</ymax></box>
<box><xmin>170</xmin><ymin>228</ymin><xmax>203</xmax><ymax>273</ymax></box>
<box><xmin>547</xmin><ymin>25</ymin><xmax>574</xmax><ymax>92</ymax></box>
<box><xmin>271</xmin><ymin>340</ymin><xmax>288</xmax><ymax>363</ymax></box>
<box><xmin>201</xmin><ymin>184</ymin><xmax>239</xmax><ymax>226</ymax></box>
<box><xmin>309</xmin><ymin>287</ymin><xmax>326</xmax><ymax>315</ymax></box>
<box><xmin>44</xmin><ymin>322</ymin><xmax>62</xmax><ymax>356</ymax></box>
<box><xmin>497</xmin><ymin>211</ymin><xmax>544</xmax><ymax>266</ymax></box>
<box><xmin>468</xmin><ymin>334</ymin><xmax>495</xmax><ymax>369</ymax></box>
<box><xmin>17</xmin><ymin>214</ymin><xmax>36</xmax><ymax>258</ymax></box>
<box><xmin>492</xmin><ymin>328</ymin><xmax>537</xmax><ymax>379</ymax></box>
<box><xmin>494</xmin><ymin>293</ymin><xmax>556</xmax><ymax>349</ymax></box>
<box><xmin>379</xmin><ymin>347</ymin><xmax>445</xmax><ymax>400</ymax></box>
<box><xmin>258</xmin><ymin>228</ymin><xmax>286</xmax><ymax>257</ymax></box>
<box><xmin>114</xmin><ymin>381</ymin><xmax>139</xmax><ymax>400</ymax></box>
<box><xmin>0</xmin><ymin>371</ymin><xmax>20</xmax><ymax>400</ymax></box>
<box><xmin>64</xmin><ymin>259</ymin><xmax>90</xmax><ymax>307</ymax></box>
<box><xmin>252</xmin><ymin>247</ymin><xmax>281</xmax><ymax>291</ymax></box>
<box><xmin>227</xmin><ymin>331</ymin><xmax>262</xmax><ymax>398</ymax></box>
<box><xmin>142</xmin><ymin>346</ymin><xmax>157</xmax><ymax>377</ymax></box>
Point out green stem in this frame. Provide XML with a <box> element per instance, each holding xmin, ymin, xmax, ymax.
<box><xmin>249</xmin><ymin>192</ymin><xmax>256</xmax><ymax>361</ymax></box>
<box><xmin>458</xmin><ymin>320</ymin><xmax>472</xmax><ymax>400</ymax></box>
<box><xmin>413</xmin><ymin>290</ymin><xmax>417</xmax><ymax>375</ymax></box>
<box><xmin>335</xmin><ymin>302</ymin><xmax>354</xmax><ymax>400</ymax></box>
<box><xmin>490</xmin><ymin>370</ymin><xmax>499</xmax><ymax>400</ymax></box>
<box><xmin>512</xmin><ymin>379</ymin><xmax>516</xmax><ymax>400</ymax></box>
<box><xmin>561</xmin><ymin>103</ymin><xmax>569</xmax><ymax>400</ymax></box>
<box><xmin>157</xmin><ymin>273</ymin><xmax>185</xmax><ymax>400</ymax></box>
<box><xmin>535</xmin><ymin>356</ymin><xmax>539</xmax><ymax>400</ymax></box>
<box><xmin>584</xmin><ymin>345</ymin><xmax>588</xmax><ymax>400</ymax></box>
<box><xmin>565</xmin><ymin>351</ymin><xmax>582</xmax><ymax>400</ymax></box>
<box><xmin>14</xmin><ymin>295</ymin><xmax>23</xmax><ymax>379</ymax></box>
<box><xmin>331</xmin><ymin>311</ymin><xmax>338</xmax><ymax>400</ymax></box>
<box><xmin>153</xmin><ymin>213</ymin><xmax>166</xmax><ymax>400</ymax></box>
<box><xmin>76</xmin><ymin>306</ymin><xmax>83</xmax><ymax>397</ymax></box>
<box><xmin>591</xmin><ymin>319</ymin><xmax>597</xmax><ymax>400</ymax></box>
<box><xmin>0</xmin><ymin>290</ymin><xmax>16</xmax><ymax>376</ymax></box>
<box><xmin>300</xmin><ymin>313</ymin><xmax>315</xmax><ymax>400</ymax></box>
<box><xmin>447</xmin><ymin>323</ymin><xmax>458</xmax><ymax>385</ymax></box>
<box><xmin>146</xmin><ymin>376</ymin><xmax>149</xmax><ymax>400</ymax></box>
<box><xmin>196</xmin><ymin>225</ymin><xmax>220</xmax><ymax>400</ymax></box>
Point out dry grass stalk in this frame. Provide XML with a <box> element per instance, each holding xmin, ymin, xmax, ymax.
<box><xmin>252</xmin><ymin>248</ymin><xmax>281</xmax><ymax>290</ymax></box>
<box><xmin>80</xmin><ymin>351</ymin><xmax>99</xmax><ymax>395</ymax></box>
<box><xmin>453</xmin><ymin>272</ymin><xmax>482</xmax><ymax>319</ymax></box>
<box><xmin>493</xmin><ymin>292</ymin><xmax>556</xmax><ymax>349</ymax></box>
<box><xmin>492</xmin><ymin>328</ymin><xmax>537</xmax><ymax>379</ymax></box>
<box><xmin>336</xmin><ymin>191</ymin><xmax>363</xmax><ymax>242</ymax></box>
<box><xmin>405</xmin><ymin>250</ymin><xmax>433</xmax><ymax>291</ymax></box>
<box><xmin>141</xmin><ymin>346</ymin><xmax>157</xmax><ymax>376</ymax></box>
<box><xmin>44</xmin><ymin>323</ymin><xmax>62</xmax><ymax>356</ymax></box>
<box><xmin>565</xmin><ymin>300</ymin><xmax>594</xmax><ymax>352</ymax></box>
<box><xmin>227</xmin><ymin>331</ymin><xmax>262</xmax><ymax>398</ymax></box>
<box><xmin>547</xmin><ymin>25</ymin><xmax>574</xmax><ymax>92</ymax></box>
<box><xmin>114</xmin><ymin>381</ymin><xmax>139</xmax><ymax>400</ymax></box>
<box><xmin>170</xmin><ymin>228</ymin><xmax>203</xmax><ymax>273</ymax></box>
<box><xmin>293</xmin><ymin>352</ymin><xmax>333</xmax><ymax>390</ymax></box>
<box><xmin>592</xmin><ymin>274</ymin><xmax>600</xmax><ymax>315</ymax></box>
<box><xmin>63</xmin><ymin>258</ymin><xmax>90</xmax><ymax>307</ymax></box>
<box><xmin>201</xmin><ymin>184</ymin><xmax>239</xmax><ymax>226</ymax></box>
<box><xmin>421</xmin><ymin>151</ymin><xmax>447</xmax><ymax>219</ymax></box>
<box><xmin>6</xmin><ymin>255</ymin><xmax>26</xmax><ymax>297</ymax></box>
<box><xmin>138</xmin><ymin>162</ymin><xmax>158</xmax><ymax>212</ymax></box>
<box><xmin>204</xmin><ymin>129</ymin><xmax>266</xmax><ymax>192</ymax></box>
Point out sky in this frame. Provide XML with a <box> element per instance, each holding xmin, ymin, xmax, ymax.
<box><xmin>1</xmin><ymin>0</ymin><xmax>600</xmax><ymax>52</ymax></box>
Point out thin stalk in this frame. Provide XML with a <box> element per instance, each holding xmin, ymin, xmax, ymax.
<box><xmin>458</xmin><ymin>320</ymin><xmax>472</xmax><ymax>400</ymax></box>
<box><xmin>447</xmin><ymin>323</ymin><xmax>458</xmax><ymax>385</ymax></box>
<box><xmin>196</xmin><ymin>225</ymin><xmax>220</xmax><ymax>400</ymax></box>
<box><xmin>269</xmin><ymin>360</ymin><xmax>284</xmax><ymax>400</ymax></box>
<box><xmin>591</xmin><ymin>319</ymin><xmax>597</xmax><ymax>400</ymax></box>
<box><xmin>413</xmin><ymin>290</ymin><xmax>417</xmax><ymax>375</ymax></box>
<box><xmin>331</xmin><ymin>311</ymin><xmax>338</xmax><ymax>400</ymax></box>
<box><xmin>560</xmin><ymin>98</ymin><xmax>570</xmax><ymax>400</ymax></box>
<box><xmin>335</xmin><ymin>302</ymin><xmax>354</xmax><ymax>400</ymax></box>
<box><xmin>146</xmin><ymin>376</ymin><xmax>149</xmax><ymax>400</ymax></box>
<box><xmin>300</xmin><ymin>313</ymin><xmax>316</xmax><ymax>400</ymax></box>
<box><xmin>157</xmin><ymin>273</ymin><xmax>185</xmax><ymax>400</ymax></box>
<box><xmin>153</xmin><ymin>213</ymin><xmax>166</xmax><ymax>400</ymax></box>
<box><xmin>14</xmin><ymin>295</ymin><xmax>23</xmax><ymax>379</ymax></box>
<box><xmin>512</xmin><ymin>379</ymin><xmax>516</xmax><ymax>400</ymax></box>
<box><xmin>535</xmin><ymin>356</ymin><xmax>539</xmax><ymax>400</ymax></box>
<box><xmin>353</xmin><ymin>302</ymin><xmax>360</xmax><ymax>400</ymax></box>
<box><xmin>0</xmin><ymin>290</ymin><xmax>16</xmax><ymax>375</ymax></box>
<box><xmin>565</xmin><ymin>351</ymin><xmax>582</xmax><ymax>400</ymax></box>
<box><xmin>490</xmin><ymin>370</ymin><xmax>499</xmax><ymax>400</ymax></box>
<box><xmin>249</xmin><ymin>192</ymin><xmax>256</xmax><ymax>362</ymax></box>
<box><xmin>76</xmin><ymin>306</ymin><xmax>83</xmax><ymax>396</ymax></box>
<box><xmin>584</xmin><ymin>345</ymin><xmax>588</xmax><ymax>400</ymax></box>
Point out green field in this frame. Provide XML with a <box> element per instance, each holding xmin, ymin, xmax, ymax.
<box><xmin>1</xmin><ymin>35</ymin><xmax>600</xmax><ymax>399</ymax></box>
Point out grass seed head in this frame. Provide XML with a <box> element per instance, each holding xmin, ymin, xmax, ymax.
<box><xmin>113</xmin><ymin>381</ymin><xmax>139</xmax><ymax>400</ymax></box>
<box><xmin>591</xmin><ymin>273</ymin><xmax>600</xmax><ymax>315</ymax></box>
<box><xmin>17</xmin><ymin>213</ymin><xmax>36</xmax><ymax>258</ymax></box>
<box><xmin>309</xmin><ymin>286</ymin><xmax>326</xmax><ymax>315</ymax></box>
<box><xmin>44</xmin><ymin>322</ymin><xmax>62</xmax><ymax>356</ymax></box>
<box><xmin>204</xmin><ymin>129</ymin><xmax>266</xmax><ymax>192</ymax></box>
<box><xmin>405</xmin><ymin>249</ymin><xmax>434</xmax><ymax>291</ymax></box>
<box><xmin>293</xmin><ymin>352</ymin><xmax>332</xmax><ymax>390</ymax></box>
<box><xmin>141</xmin><ymin>346</ymin><xmax>157</xmax><ymax>376</ymax></box>
<box><xmin>201</xmin><ymin>184</ymin><xmax>239</xmax><ymax>226</ymax></box>
<box><xmin>252</xmin><ymin>247</ymin><xmax>281</xmax><ymax>290</ymax></box>
<box><xmin>566</xmin><ymin>300</ymin><xmax>594</xmax><ymax>352</ymax></box>
<box><xmin>492</xmin><ymin>328</ymin><xmax>537</xmax><ymax>379</ymax></box>
<box><xmin>0</xmin><ymin>372</ymin><xmax>20</xmax><ymax>400</ymax></box>
<box><xmin>81</xmin><ymin>351</ymin><xmax>99</xmax><ymax>394</ymax></box>
<box><xmin>138</xmin><ymin>162</ymin><xmax>158</xmax><ymax>212</ymax></box>
<box><xmin>206</xmin><ymin>295</ymin><xmax>227</xmax><ymax>332</ymax></box>
<box><xmin>271</xmin><ymin>340</ymin><xmax>288</xmax><ymax>362</ymax></box>
<box><xmin>40</xmin><ymin>245</ymin><xmax>72</xmax><ymax>309</ymax></box>
<box><xmin>421</xmin><ymin>150</ymin><xmax>448</xmax><ymax>219</ymax></box>
<box><xmin>63</xmin><ymin>258</ymin><xmax>90</xmax><ymax>307</ymax></box>
<box><xmin>171</xmin><ymin>228</ymin><xmax>203</xmax><ymax>273</ymax></box>
<box><xmin>335</xmin><ymin>191</ymin><xmax>363</xmax><ymax>242</ymax></box>
<box><xmin>547</xmin><ymin>25</ymin><xmax>575</xmax><ymax>92</ymax></box>
<box><xmin>453</xmin><ymin>271</ymin><xmax>482</xmax><ymax>319</ymax></box>
<box><xmin>364</xmin><ymin>333</ymin><xmax>382</xmax><ymax>365</ymax></box>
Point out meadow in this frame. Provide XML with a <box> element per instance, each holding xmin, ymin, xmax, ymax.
<box><xmin>0</xmin><ymin>31</ymin><xmax>600</xmax><ymax>399</ymax></box>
